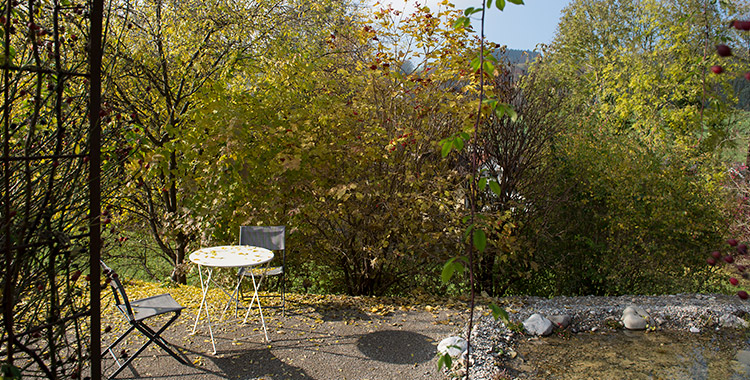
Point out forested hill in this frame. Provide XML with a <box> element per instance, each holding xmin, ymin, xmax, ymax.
<box><xmin>496</xmin><ymin>48</ymin><xmax>540</xmax><ymax>64</ymax></box>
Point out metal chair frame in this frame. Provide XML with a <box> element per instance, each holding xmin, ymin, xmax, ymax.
<box><xmin>232</xmin><ymin>226</ymin><xmax>286</xmax><ymax>316</ymax></box>
<box><xmin>100</xmin><ymin>261</ymin><xmax>187</xmax><ymax>379</ymax></box>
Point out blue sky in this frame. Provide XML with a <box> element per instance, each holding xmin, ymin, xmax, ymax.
<box><xmin>470</xmin><ymin>0</ymin><xmax>574</xmax><ymax>50</ymax></box>
<box><xmin>379</xmin><ymin>0</ymin><xmax>573</xmax><ymax>51</ymax></box>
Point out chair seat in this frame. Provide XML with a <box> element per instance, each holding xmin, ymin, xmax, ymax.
<box><xmin>117</xmin><ymin>293</ymin><xmax>185</xmax><ymax>322</ymax></box>
<box><xmin>242</xmin><ymin>266</ymin><xmax>283</xmax><ymax>277</ymax></box>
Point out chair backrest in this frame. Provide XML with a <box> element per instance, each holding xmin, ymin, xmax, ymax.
<box><xmin>100</xmin><ymin>261</ymin><xmax>135</xmax><ymax>321</ymax></box>
<box><xmin>239</xmin><ymin>226</ymin><xmax>285</xmax><ymax>251</ymax></box>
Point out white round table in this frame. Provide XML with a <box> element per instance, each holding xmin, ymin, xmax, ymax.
<box><xmin>189</xmin><ymin>245</ymin><xmax>274</xmax><ymax>353</ymax></box>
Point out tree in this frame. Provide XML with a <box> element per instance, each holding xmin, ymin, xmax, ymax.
<box><xmin>102</xmin><ymin>0</ymin><xmax>347</xmax><ymax>283</ymax></box>
<box><xmin>540</xmin><ymin>0</ymin><xmax>737</xmax><ymax>149</ymax></box>
<box><xmin>523</xmin><ymin>0</ymin><xmax>737</xmax><ymax>296</ymax></box>
<box><xmin>215</xmin><ymin>1</ymin><xmax>484</xmax><ymax>296</ymax></box>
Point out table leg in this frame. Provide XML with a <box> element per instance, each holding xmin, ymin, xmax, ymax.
<box><xmin>191</xmin><ymin>265</ymin><xmax>217</xmax><ymax>354</ymax></box>
<box><xmin>220</xmin><ymin>270</ymin><xmax>244</xmax><ymax>321</ymax></box>
<box><xmin>242</xmin><ymin>269</ymin><xmax>269</xmax><ymax>342</ymax></box>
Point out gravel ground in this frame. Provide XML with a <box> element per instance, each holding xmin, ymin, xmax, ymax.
<box><xmin>465</xmin><ymin>294</ymin><xmax>750</xmax><ymax>380</ymax></box>
<box><xmin>99</xmin><ymin>295</ymin><xmax>465</xmax><ymax>380</ymax></box>
<box><xmin>96</xmin><ymin>290</ymin><xmax>750</xmax><ymax>380</ymax></box>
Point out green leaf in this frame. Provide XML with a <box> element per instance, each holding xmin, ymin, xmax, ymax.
<box><xmin>453</xmin><ymin>16</ymin><xmax>468</xmax><ymax>29</ymax></box>
<box><xmin>459</xmin><ymin>132</ymin><xmax>470</xmax><ymax>140</ymax></box>
<box><xmin>483</xmin><ymin>60</ymin><xmax>495</xmax><ymax>74</ymax></box>
<box><xmin>464</xmin><ymin>224</ymin><xmax>474</xmax><ymax>240</ymax></box>
<box><xmin>506</xmin><ymin>107</ymin><xmax>518</xmax><ymax>122</ymax></box>
<box><xmin>508</xmin><ymin>0</ymin><xmax>524</xmax><ymax>4</ymax></box>
<box><xmin>441</xmin><ymin>141</ymin><xmax>452</xmax><ymax>158</ymax></box>
<box><xmin>473</xmin><ymin>228</ymin><xmax>487</xmax><ymax>253</ymax></box>
<box><xmin>496</xmin><ymin>0</ymin><xmax>505</xmax><ymax>10</ymax></box>
<box><xmin>437</xmin><ymin>353</ymin><xmax>453</xmax><ymax>370</ymax></box>
<box><xmin>489</xmin><ymin>180</ymin><xmax>502</xmax><ymax>197</ymax></box>
<box><xmin>453</xmin><ymin>136</ymin><xmax>464</xmax><ymax>151</ymax></box>
<box><xmin>441</xmin><ymin>257</ymin><xmax>466</xmax><ymax>283</ymax></box>
<box><xmin>494</xmin><ymin>106</ymin><xmax>505</xmax><ymax>119</ymax></box>
<box><xmin>470</xmin><ymin>56</ymin><xmax>481</xmax><ymax>71</ymax></box>
<box><xmin>489</xmin><ymin>303</ymin><xmax>510</xmax><ymax>324</ymax></box>
<box><xmin>478</xmin><ymin>177</ymin><xmax>487</xmax><ymax>191</ymax></box>
<box><xmin>486</xmin><ymin>0</ymin><xmax>493</xmax><ymax>9</ymax></box>
<box><xmin>482</xmin><ymin>98</ymin><xmax>498</xmax><ymax>107</ymax></box>
<box><xmin>464</xmin><ymin>7</ymin><xmax>482</xmax><ymax>16</ymax></box>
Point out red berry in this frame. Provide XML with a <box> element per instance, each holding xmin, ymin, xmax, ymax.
<box><xmin>725</xmin><ymin>255</ymin><xmax>735</xmax><ymax>264</ymax></box>
<box><xmin>745</xmin><ymin>72</ymin><xmax>750</xmax><ymax>81</ymax></box>
<box><xmin>711</xmin><ymin>251</ymin><xmax>722</xmax><ymax>259</ymax></box>
<box><xmin>738</xmin><ymin>265</ymin><xmax>747</xmax><ymax>272</ymax></box>
<box><xmin>738</xmin><ymin>244</ymin><xmax>748</xmax><ymax>255</ymax></box>
<box><xmin>716</xmin><ymin>44</ymin><xmax>732</xmax><ymax>57</ymax></box>
<box><xmin>728</xmin><ymin>239</ymin><xmax>738</xmax><ymax>247</ymax></box>
<box><xmin>730</xmin><ymin>277</ymin><xmax>739</xmax><ymax>286</ymax></box>
<box><xmin>734</xmin><ymin>20</ymin><xmax>750</xmax><ymax>31</ymax></box>
<box><xmin>738</xmin><ymin>290</ymin><xmax>749</xmax><ymax>300</ymax></box>
<box><xmin>711</xmin><ymin>65</ymin><xmax>723</xmax><ymax>74</ymax></box>
<box><xmin>71</xmin><ymin>270</ymin><xmax>81</xmax><ymax>282</ymax></box>
<box><xmin>707</xmin><ymin>257</ymin><xmax>717</xmax><ymax>266</ymax></box>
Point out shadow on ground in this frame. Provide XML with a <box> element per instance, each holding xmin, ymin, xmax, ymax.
<box><xmin>357</xmin><ymin>330</ymin><xmax>437</xmax><ymax>364</ymax></box>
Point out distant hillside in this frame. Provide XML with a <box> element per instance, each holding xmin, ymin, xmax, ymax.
<box><xmin>494</xmin><ymin>48</ymin><xmax>540</xmax><ymax>65</ymax></box>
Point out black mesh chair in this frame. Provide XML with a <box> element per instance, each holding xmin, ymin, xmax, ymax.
<box><xmin>231</xmin><ymin>226</ymin><xmax>286</xmax><ymax>316</ymax></box>
<box><xmin>100</xmin><ymin>261</ymin><xmax>187</xmax><ymax>379</ymax></box>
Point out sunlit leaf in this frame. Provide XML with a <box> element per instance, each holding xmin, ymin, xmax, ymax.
<box><xmin>489</xmin><ymin>303</ymin><xmax>510</xmax><ymax>324</ymax></box>
<box><xmin>506</xmin><ymin>107</ymin><xmax>518</xmax><ymax>122</ymax></box>
<box><xmin>437</xmin><ymin>352</ymin><xmax>452</xmax><ymax>370</ymax></box>
<box><xmin>478</xmin><ymin>177</ymin><xmax>487</xmax><ymax>191</ymax></box>
<box><xmin>453</xmin><ymin>136</ymin><xmax>464</xmax><ymax>151</ymax></box>
<box><xmin>441</xmin><ymin>141</ymin><xmax>452</xmax><ymax>158</ymax></box>
<box><xmin>453</xmin><ymin>16</ymin><xmax>472</xmax><ymax>29</ymax></box>
<box><xmin>470</xmin><ymin>56</ymin><xmax>481</xmax><ymax>71</ymax></box>
<box><xmin>489</xmin><ymin>180</ymin><xmax>502</xmax><ymax>197</ymax></box>
<box><xmin>483</xmin><ymin>60</ymin><xmax>494</xmax><ymax>74</ymax></box>
<box><xmin>496</xmin><ymin>0</ymin><xmax>505</xmax><ymax>10</ymax></box>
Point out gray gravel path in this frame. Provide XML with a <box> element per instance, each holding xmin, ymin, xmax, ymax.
<box><xmin>100</xmin><ymin>299</ymin><xmax>465</xmax><ymax>380</ymax></box>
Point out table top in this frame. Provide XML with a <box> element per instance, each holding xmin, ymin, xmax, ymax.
<box><xmin>189</xmin><ymin>245</ymin><xmax>274</xmax><ymax>268</ymax></box>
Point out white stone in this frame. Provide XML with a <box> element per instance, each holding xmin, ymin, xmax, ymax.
<box><xmin>437</xmin><ymin>336</ymin><xmax>467</xmax><ymax>358</ymax></box>
<box><xmin>523</xmin><ymin>313</ymin><xmax>554</xmax><ymax>336</ymax></box>
<box><xmin>720</xmin><ymin>314</ymin><xmax>750</xmax><ymax>329</ymax></box>
<box><xmin>548</xmin><ymin>314</ymin><xmax>572</xmax><ymax>329</ymax></box>
<box><xmin>689</xmin><ymin>326</ymin><xmax>700</xmax><ymax>333</ymax></box>
<box><xmin>622</xmin><ymin>306</ymin><xmax>650</xmax><ymax>330</ymax></box>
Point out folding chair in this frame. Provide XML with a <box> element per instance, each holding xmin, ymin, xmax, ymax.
<box><xmin>227</xmin><ymin>226</ymin><xmax>286</xmax><ymax>316</ymax></box>
<box><xmin>100</xmin><ymin>261</ymin><xmax>187</xmax><ymax>379</ymax></box>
